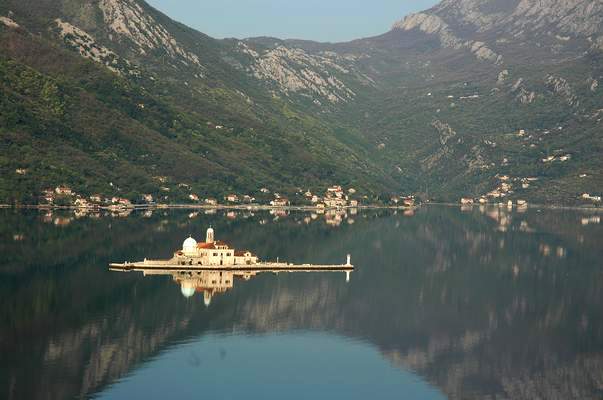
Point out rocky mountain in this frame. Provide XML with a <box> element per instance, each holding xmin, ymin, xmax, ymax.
<box><xmin>0</xmin><ymin>0</ymin><xmax>602</xmax><ymax>205</ymax></box>
<box><xmin>310</xmin><ymin>0</ymin><xmax>603</xmax><ymax>204</ymax></box>
<box><xmin>0</xmin><ymin>0</ymin><xmax>390</xmax><ymax>204</ymax></box>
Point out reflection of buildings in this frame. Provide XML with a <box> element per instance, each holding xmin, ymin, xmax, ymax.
<box><xmin>111</xmin><ymin>266</ymin><xmax>352</xmax><ymax>306</ymax></box>
<box><xmin>139</xmin><ymin>268</ymin><xmax>257</xmax><ymax>306</ymax></box>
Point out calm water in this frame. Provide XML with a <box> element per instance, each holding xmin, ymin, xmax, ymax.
<box><xmin>1</xmin><ymin>206</ymin><xmax>602</xmax><ymax>400</ymax></box>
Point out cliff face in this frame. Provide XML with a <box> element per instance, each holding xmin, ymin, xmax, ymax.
<box><xmin>393</xmin><ymin>0</ymin><xmax>603</xmax><ymax>64</ymax></box>
<box><xmin>408</xmin><ymin>0</ymin><xmax>603</xmax><ymax>43</ymax></box>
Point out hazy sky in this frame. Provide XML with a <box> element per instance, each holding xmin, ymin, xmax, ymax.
<box><xmin>145</xmin><ymin>0</ymin><xmax>439</xmax><ymax>42</ymax></box>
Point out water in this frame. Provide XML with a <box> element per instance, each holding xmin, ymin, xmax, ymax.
<box><xmin>1</xmin><ymin>206</ymin><xmax>602</xmax><ymax>399</ymax></box>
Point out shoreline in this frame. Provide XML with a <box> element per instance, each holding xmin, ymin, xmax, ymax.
<box><xmin>0</xmin><ymin>203</ymin><xmax>416</xmax><ymax>212</ymax></box>
<box><xmin>427</xmin><ymin>202</ymin><xmax>603</xmax><ymax>212</ymax></box>
<box><xmin>1</xmin><ymin>203</ymin><xmax>600</xmax><ymax>212</ymax></box>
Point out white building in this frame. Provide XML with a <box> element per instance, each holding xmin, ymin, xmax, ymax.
<box><xmin>55</xmin><ymin>186</ymin><xmax>73</xmax><ymax>196</ymax></box>
<box><xmin>176</xmin><ymin>228</ymin><xmax>258</xmax><ymax>266</ymax></box>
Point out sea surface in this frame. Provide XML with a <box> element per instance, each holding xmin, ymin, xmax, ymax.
<box><xmin>1</xmin><ymin>205</ymin><xmax>602</xmax><ymax>399</ymax></box>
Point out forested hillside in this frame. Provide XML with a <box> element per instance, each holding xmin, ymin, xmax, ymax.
<box><xmin>1</xmin><ymin>0</ymin><xmax>601</xmax><ymax>205</ymax></box>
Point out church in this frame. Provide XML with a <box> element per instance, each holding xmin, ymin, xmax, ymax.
<box><xmin>176</xmin><ymin>227</ymin><xmax>258</xmax><ymax>266</ymax></box>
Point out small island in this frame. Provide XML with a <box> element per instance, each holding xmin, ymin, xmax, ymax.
<box><xmin>110</xmin><ymin>227</ymin><xmax>354</xmax><ymax>272</ymax></box>
<box><xmin>110</xmin><ymin>227</ymin><xmax>354</xmax><ymax>305</ymax></box>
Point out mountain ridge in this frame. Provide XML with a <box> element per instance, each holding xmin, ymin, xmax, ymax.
<box><xmin>1</xmin><ymin>0</ymin><xmax>602</xmax><ymax>205</ymax></box>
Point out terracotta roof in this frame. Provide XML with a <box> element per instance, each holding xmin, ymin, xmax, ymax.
<box><xmin>234</xmin><ymin>250</ymin><xmax>253</xmax><ymax>257</ymax></box>
<box><xmin>197</xmin><ymin>240</ymin><xmax>231</xmax><ymax>249</ymax></box>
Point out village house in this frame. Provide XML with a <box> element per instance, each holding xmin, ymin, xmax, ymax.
<box><xmin>327</xmin><ymin>185</ymin><xmax>344</xmax><ymax>199</ymax></box>
<box><xmin>349</xmin><ymin>199</ymin><xmax>359</xmax><ymax>207</ymax></box>
<box><xmin>487</xmin><ymin>190</ymin><xmax>501</xmax><ymax>198</ymax></box>
<box><xmin>311</xmin><ymin>195</ymin><xmax>320</xmax><ymax>203</ymax></box>
<box><xmin>225</xmin><ymin>194</ymin><xmax>239</xmax><ymax>203</ymax></box>
<box><xmin>142</xmin><ymin>194</ymin><xmax>154</xmax><ymax>203</ymax></box>
<box><xmin>74</xmin><ymin>198</ymin><xmax>90</xmax><ymax>208</ymax></box>
<box><xmin>348</xmin><ymin>188</ymin><xmax>356</xmax><ymax>195</ymax></box>
<box><xmin>42</xmin><ymin>189</ymin><xmax>55</xmax><ymax>203</ymax></box>
<box><xmin>324</xmin><ymin>197</ymin><xmax>347</xmax><ymax>208</ymax></box>
<box><xmin>90</xmin><ymin>194</ymin><xmax>103</xmax><ymax>203</ymax></box>
<box><xmin>55</xmin><ymin>186</ymin><xmax>73</xmax><ymax>196</ymax></box>
<box><xmin>15</xmin><ymin>168</ymin><xmax>27</xmax><ymax>175</ymax></box>
<box><xmin>242</xmin><ymin>195</ymin><xmax>255</xmax><ymax>203</ymax></box>
<box><xmin>402</xmin><ymin>197</ymin><xmax>415</xmax><ymax>207</ymax></box>
<box><xmin>260</xmin><ymin>188</ymin><xmax>270</xmax><ymax>194</ymax></box>
<box><xmin>111</xmin><ymin>197</ymin><xmax>132</xmax><ymax>207</ymax></box>
<box><xmin>204</xmin><ymin>198</ymin><xmax>218</xmax><ymax>206</ymax></box>
<box><xmin>271</xmin><ymin>198</ymin><xmax>290</xmax><ymax>207</ymax></box>
<box><xmin>581</xmin><ymin>193</ymin><xmax>602</xmax><ymax>202</ymax></box>
<box><xmin>460</xmin><ymin>198</ymin><xmax>474</xmax><ymax>205</ymax></box>
<box><xmin>189</xmin><ymin>194</ymin><xmax>200</xmax><ymax>202</ymax></box>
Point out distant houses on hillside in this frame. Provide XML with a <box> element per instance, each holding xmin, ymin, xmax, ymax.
<box><xmin>33</xmin><ymin>181</ymin><xmax>428</xmax><ymax>210</ymax></box>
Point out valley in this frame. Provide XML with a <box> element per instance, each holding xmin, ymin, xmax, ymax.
<box><xmin>0</xmin><ymin>0</ymin><xmax>601</xmax><ymax>206</ymax></box>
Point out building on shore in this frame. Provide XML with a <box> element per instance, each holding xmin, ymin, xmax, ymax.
<box><xmin>55</xmin><ymin>186</ymin><xmax>73</xmax><ymax>196</ymax></box>
<box><xmin>271</xmin><ymin>198</ymin><xmax>290</xmax><ymax>207</ymax></box>
<box><xmin>581</xmin><ymin>193</ymin><xmax>602</xmax><ymax>202</ymax></box>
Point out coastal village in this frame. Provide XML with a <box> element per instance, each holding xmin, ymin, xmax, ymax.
<box><xmin>34</xmin><ymin>177</ymin><xmax>602</xmax><ymax>213</ymax></box>
<box><xmin>21</xmin><ymin>184</ymin><xmax>420</xmax><ymax>228</ymax></box>
<box><xmin>35</xmin><ymin>184</ymin><xmax>417</xmax><ymax>211</ymax></box>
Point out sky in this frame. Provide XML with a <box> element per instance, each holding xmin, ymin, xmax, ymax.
<box><xmin>145</xmin><ymin>0</ymin><xmax>439</xmax><ymax>43</ymax></box>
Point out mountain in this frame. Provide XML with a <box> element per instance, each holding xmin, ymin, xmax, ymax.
<box><xmin>0</xmin><ymin>0</ymin><xmax>391</xmax><ymax>204</ymax></box>
<box><xmin>259</xmin><ymin>0</ymin><xmax>603</xmax><ymax>204</ymax></box>
<box><xmin>1</xmin><ymin>0</ymin><xmax>602</xmax><ymax>205</ymax></box>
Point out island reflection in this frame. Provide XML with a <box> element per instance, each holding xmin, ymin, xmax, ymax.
<box><xmin>110</xmin><ymin>267</ymin><xmax>352</xmax><ymax>307</ymax></box>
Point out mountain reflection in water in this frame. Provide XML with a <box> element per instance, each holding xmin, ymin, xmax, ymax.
<box><xmin>1</xmin><ymin>206</ymin><xmax>602</xmax><ymax>400</ymax></box>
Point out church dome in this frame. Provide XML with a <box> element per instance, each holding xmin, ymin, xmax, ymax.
<box><xmin>182</xmin><ymin>236</ymin><xmax>198</xmax><ymax>255</ymax></box>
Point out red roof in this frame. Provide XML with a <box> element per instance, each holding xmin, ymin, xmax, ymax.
<box><xmin>197</xmin><ymin>240</ymin><xmax>231</xmax><ymax>249</ymax></box>
<box><xmin>234</xmin><ymin>250</ymin><xmax>253</xmax><ymax>257</ymax></box>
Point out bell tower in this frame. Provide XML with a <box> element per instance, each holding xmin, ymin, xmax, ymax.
<box><xmin>206</xmin><ymin>226</ymin><xmax>214</xmax><ymax>244</ymax></box>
